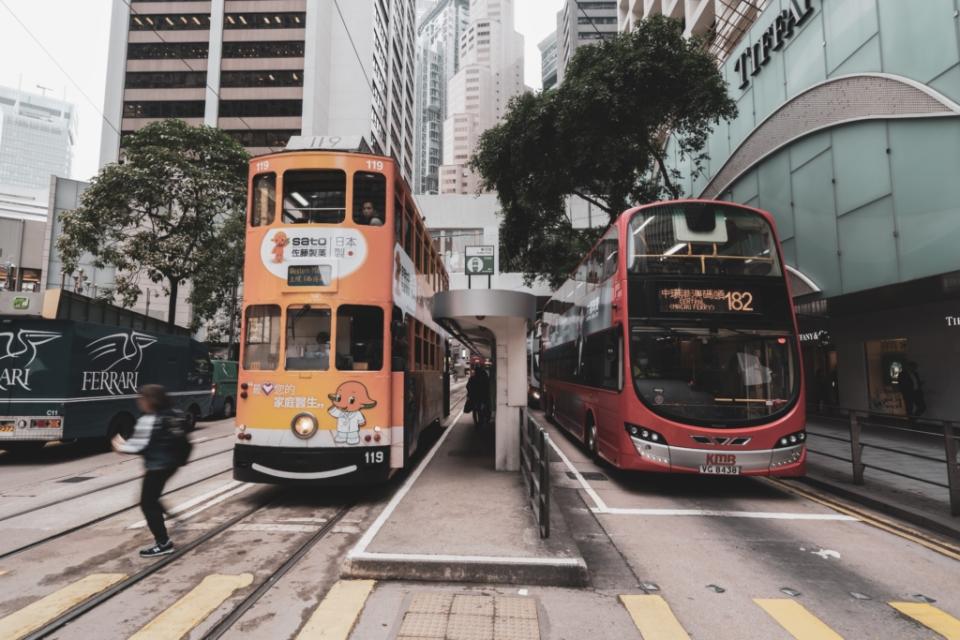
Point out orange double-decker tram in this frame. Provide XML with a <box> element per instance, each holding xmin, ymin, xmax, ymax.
<box><xmin>234</xmin><ymin>139</ymin><xmax>450</xmax><ymax>483</ymax></box>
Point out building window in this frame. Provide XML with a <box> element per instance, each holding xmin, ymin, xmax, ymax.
<box><xmin>127</xmin><ymin>42</ymin><xmax>209</xmax><ymax>60</ymax></box>
<box><xmin>224</xmin><ymin>13</ymin><xmax>306</xmax><ymax>29</ymax></box>
<box><xmin>219</xmin><ymin>70</ymin><xmax>303</xmax><ymax>88</ymax></box>
<box><xmin>129</xmin><ymin>14</ymin><xmax>211</xmax><ymax>30</ymax></box>
<box><xmin>218</xmin><ymin>100</ymin><xmax>302</xmax><ymax>118</ymax></box>
<box><xmin>124</xmin><ymin>71</ymin><xmax>208</xmax><ymax>89</ymax></box>
<box><xmin>430</xmin><ymin>228</ymin><xmax>483</xmax><ymax>273</ymax></box>
<box><xmin>221</xmin><ymin>41</ymin><xmax>305</xmax><ymax>59</ymax></box>
<box><xmin>227</xmin><ymin>129</ymin><xmax>300</xmax><ymax>149</ymax></box>
<box><xmin>123</xmin><ymin>101</ymin><xmax>206</xmax><ymax>118</ymax></box>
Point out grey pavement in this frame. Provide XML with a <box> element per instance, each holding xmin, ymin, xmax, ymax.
<box><xmin>800</xmin><ymin>414</ymin><xmax>960</xmax><ymax>538</ymax></box>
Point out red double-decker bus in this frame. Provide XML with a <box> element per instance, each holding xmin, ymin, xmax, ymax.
<box><xmin>541</xmin><ymin>200</ymin><xmax>805</xmax><ymax>477</ymax></box>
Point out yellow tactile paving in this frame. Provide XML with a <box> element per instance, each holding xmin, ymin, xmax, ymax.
<box><xmin>890</xmin><ymin>602</ymin><xmax>960</xmax><ymax>639</ymax></box>
<box><xmin>129</xmin><ymin>573</ymin><xmax>253</xmax><ymax>640</ymax></box>
<box><xmin>754</xmin><ymin>599</ymin><xmax>844</xmax><ymax>640</ymax></box>
<box><xmin>0</xmin><ymin>573</ymin><xmax>126</xmax><ymax>640</ymax></box>
<box><xmin>619</xmin><ymin>594</ymin><xmax>690</xmax><ymax>640</ymax></box>
<box><xmin>296</xmin><ymin>579</ymin><xmax>376</xmax><ymax>640</ymax></box>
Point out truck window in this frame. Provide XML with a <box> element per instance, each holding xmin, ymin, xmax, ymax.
<box><xmin>243</xmin><ymin>305</ymin><xmax>280</xmax><ymax>370</ymax></box>
<box><xmin>285</xmin><ymin>305</ymin><xmax>332</xmax><ymax>371</ymax></box>
<box><xmin>336</xmin><ymin>305</ymin><xmax>384</xmax><ymax>371</ymax></box>
<box><xmin>282</xmin><ymin>170</ymin><xmax>346</xmax><ymax>224</ymax></box>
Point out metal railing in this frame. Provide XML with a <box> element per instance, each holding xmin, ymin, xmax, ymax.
<box><xmin>806</xmin><ymin>409</ymin><xmax>960</xmax><ymax>517</ymax></box>
<box><xmin>520</xmin><ymin>408</ymin><xmax>551</xmax><ymax>538</ymax></box>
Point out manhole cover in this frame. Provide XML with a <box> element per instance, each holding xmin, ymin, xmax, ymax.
<box><xmin>58</xmin><ymin>476</ymin><xmax>95</xmax><ymax>483</ymax></box>
<box><xmin>566</xmin><ymin>471</ymin><xmax>607</xmax><ymax>481</ymax></box>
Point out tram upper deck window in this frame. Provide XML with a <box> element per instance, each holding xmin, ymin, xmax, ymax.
<box><xmin>282</xmin><ymin>170</ymin><xmax>346</xmax><ymax>224</ymax></box>
<box><xmin>628</xmin><ymin>204</ymin><xmax>781</xmax><ymax>277</ymax></box>
<box><xmin>353</xmin><ymin>172</ymin><xmax>386</xmax><ymax>226</ymax></box>
<box><xmin>250</xmin><ymin>173</ymin><xmax>276</xmax><ymax>226</ymax></box>
<box><xmin>285</xmin><ymin>305</ymin><xmax>332</xmax><ymax>371</ymax></box>
<box><xmin>243</xmin><ymin>305</ymin><xmax>280</xmax><ymax>370</ymax></box>
<box><xmin>336</xmin><ymin>305</ymin><xmax>384</xmax><ymax>371</ymax></box>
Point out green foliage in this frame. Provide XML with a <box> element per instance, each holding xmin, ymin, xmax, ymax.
<box><xmin>57</xmin><ymin>119</ymin><xmax>249</xmax><ymax>331</ymax></box>
<box><xmin>471</xmin><ymin>16</ymin><xmax>737</xmax><ymax>287</ymax></box>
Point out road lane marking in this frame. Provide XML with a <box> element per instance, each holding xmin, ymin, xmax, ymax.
<box><xmin>178</xmin><ymin>522</ymin><xmax>320</xmax><ymax>533</ymax></box>
<box><xmin>754</xmin><ymin>599</ymin><xmax>843</xmax><ymax>639</ymax></box>
<box><xmin>127</xmin><ymin>480</ymin><xmax>241</xmax><ymax>528</ymax></box>
<box><xmin>600</xmin><ymin>508</ymin><xmax>857</xmax><ymax>520</ymax></box>
<box><xmin>889</xmin><ymin>602</ymin><xmax>960</xmax><ymax>638</ymax></box>
<box><xmin>767</xmin><ymin>479</ymin><xmax>960</xmax><ymax>562</ymax></box>
<box><xmin>129</xmin><ymin>573</ymin><xmax>253</xmax><ymax>640</ymax></box>
<box><xmin>619</xmin><ymin>594</ymin><xmax>690</xmax><ymax>640</ymax></box>
<box><xmin>296</xmin><ymin>580</ymin><xmax>376</xmax><ymax>640</ymax></box>
<box><xmin>347</xmin><ymin>403</ymin><xmax>464</xmax><ymax>558</ymax></box>
<box><xmin>546</xmin><ymin>431</ymin><xmax>609</xmax><ymax>511</ymax></box>
<box><xmin>0</xmin><ymin>573</ymin><xmax>126</xmax><ymax>640</ymax></box>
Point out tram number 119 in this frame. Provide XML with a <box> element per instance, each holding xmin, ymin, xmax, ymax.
<box><xmin>364</xmin><ymin>450</ymin><xmax>385</xmax><ymax>464</ymax></box>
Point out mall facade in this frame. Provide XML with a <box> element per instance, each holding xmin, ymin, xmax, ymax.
<box><xmin>659</xmin><ymin>0</ymin><xmax>960</xmax><ymax>420</ymax></box>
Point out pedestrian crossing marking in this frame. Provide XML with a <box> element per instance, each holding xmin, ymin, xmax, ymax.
<box><xmin>755</xmin><ymin>599</ymin><xmax>843</xmax><ymax>639</ymax></box>
<box><xmin>0</xmin><ymin>573</ymin><xmax>126</xmax><ymax>640</ymax></box>
<box><xmin>889</xmin><ymin>602</ymin><xmax>960</xmax><ymax>639</ymax></box>
<box><xmin>129</xmin><ymin>573</ymin><xmax>253</xmax><ymax>640</ymax></box>
<box><xmin>296</xmin><ymin>579</ymin><xmax>376</xmax><ymax>640</ymax></box>
<box><xmin>619</xmin><ymin>594</ymin><xmax>690</xmax><ymax>640</ymax></box>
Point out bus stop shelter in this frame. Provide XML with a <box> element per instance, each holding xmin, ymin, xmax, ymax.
<box><xmin>432</xmin><ymin>289</ymin><xmax>537</xmax><ymax>471</ymax></box>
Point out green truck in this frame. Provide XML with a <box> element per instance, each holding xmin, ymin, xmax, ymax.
<box><xmin>0</xmin><ymin>290</ymin><xmax>212</xmax><ymax>452</ymax></box>
<box><xmin>210</xmin><ymin>360</ymin><xmax>238</xmax><ymax>418</ymax></box>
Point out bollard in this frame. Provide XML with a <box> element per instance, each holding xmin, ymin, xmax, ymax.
<box><xmin>849</xmin><ymin>412</ymin><xmax>866</xmax><ymax>485</ymax></box>
<box><xmin>946</xmin><ymin>422</ymin><xmax>960</xmax><ymax>517</ymax></box>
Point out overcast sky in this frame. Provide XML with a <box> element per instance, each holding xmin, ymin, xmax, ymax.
<box><xmin>0</xmin><ymin>0</ymin><xmax>562</xmax><ymax>182</ymax></box>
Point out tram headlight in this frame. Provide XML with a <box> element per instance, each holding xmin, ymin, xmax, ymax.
<box><xmin>291</xmin><ymin>413</ymin><xmax>318</xmax><ymax>439</ymax></box>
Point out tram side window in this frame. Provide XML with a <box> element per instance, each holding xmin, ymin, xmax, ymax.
<box><xmin>282</xmin><ymin>170</ymin><xmax>346</xmax><ymax>224</ymax></box>
<box><xmin>353</xmin><ymin>172</ymin><xmax>386</xmax><ymax>226</ymax></box>
<box><xmin>336</xmin><ymin>305</ymin><xmax>384</xmax><ymax>371</ymax></box>
<box><xmin>285</xmin><ymin>305</ymin><xmax>331</xmax><ymax>371</ymax></box>
<box><xmin>243</xmin><ymin>305</ymin><xmax>281</xmax><ymax>370</ymax></box>
<box><xmin>251</xmin><ymin>173</ymin><xmax>276</xmax><ymax>227</ymax></box>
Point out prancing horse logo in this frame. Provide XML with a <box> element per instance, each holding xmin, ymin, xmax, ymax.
<box><xmin>87</xmin><ymin>331</ymin><xmax>158</xmax><ymax>371</ymax></box>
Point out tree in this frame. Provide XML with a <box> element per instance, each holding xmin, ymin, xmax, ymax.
<box><xmin>58</xmin><ymin>119</ymin><xmax>249</xmax><ymax>329</ymax></box>
<box><xmin>471</xmin><ymin>16</ymin><xmax>737</xmax><ymax>287</ymax></box>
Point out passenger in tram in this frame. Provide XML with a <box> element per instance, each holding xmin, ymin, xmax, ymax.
<box><xmin>357</xmin><ymin>200</ymin><xmax>384</xmax><ymax>226</ymax></box>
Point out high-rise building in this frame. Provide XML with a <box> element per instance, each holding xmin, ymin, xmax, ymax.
<box><xmin>414</xmin><ymin>0</ymin><xmax>470</xmax><ymax>194</ymax></box>
<box><xmin>556</xmin><ymin>1</ymin><xmax>618</xmax><ymax>84</ymax></box>
<box><xmin>0</xmin><ymin>86</ymin><xmax>76</xmax><ymax>191</ymax></box>
<box><xmin>100</xmin><ymin>0</ymin><xmax>417</xmax><ymax>181</ymax></box>
<box><xmin>439</xmin><ymin>0</ymin><xmax>524</xmax><ymax>195</ymax></box>
<box><xmin>538</xmin><ymin>31</ymin><xmax>558</xmax><ymax>91</ymax></box>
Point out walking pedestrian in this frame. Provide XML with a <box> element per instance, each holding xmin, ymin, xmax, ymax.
<box><xmin>112</xmin><ymin>385</ymin><xmax>192</xmax><ymax>558</ymax></box>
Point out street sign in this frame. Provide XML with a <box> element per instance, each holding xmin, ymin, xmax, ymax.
<box><xmin>465</xmin><ymin>246</ymin><xmax>494</xmax><ymax>276</ymax></box>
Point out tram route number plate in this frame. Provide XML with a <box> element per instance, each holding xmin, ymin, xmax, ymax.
<box><xmin>698</xmin><ymin>464</ymin><xmax>741</xmax><ymax>475</ymax></box>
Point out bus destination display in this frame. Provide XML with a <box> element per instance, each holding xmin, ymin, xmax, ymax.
<box><xmin>658</xmin><ymin>286</ymin><xmax>759</xmax><ymax>314</ymax></box>
<box><xmin>287</xmin><ymin>265</ymin><xmax>330</xmax><ymax>287</ymax></box>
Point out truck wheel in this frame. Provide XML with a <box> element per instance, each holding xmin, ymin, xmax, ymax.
<box><xmin>186</xmin><ymin>405</ymin><xmax>201</xmax><ymax>432</ymax></box>
<box><xmin>222</xmin><ymin>398</ymin><xmax>235</xmax><ymax>419</ymax></box>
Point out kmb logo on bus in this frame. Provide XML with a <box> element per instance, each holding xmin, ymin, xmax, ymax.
<box><xmin>705</xmin><ymin>453</ymin><xmax>737</xmax><ymax>466</ymax></box>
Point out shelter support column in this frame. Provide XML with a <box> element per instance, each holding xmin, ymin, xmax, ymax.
<box><xmin>493</xmin><ymin>316</ymin><xmax>527</xmax><ymax>471</ymax></box>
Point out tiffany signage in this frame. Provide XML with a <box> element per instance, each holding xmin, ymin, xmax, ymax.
<box><xmin>734</xmin><ymin>0</ymin><xmax>815</xmax><ymax>90</ymax></box>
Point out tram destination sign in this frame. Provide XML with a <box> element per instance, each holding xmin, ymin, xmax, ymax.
<box><xmin>657</xmin><ymin>285</ymin><xmax>761</xmax><ymax>315</ymax></box>
<box><xmin>287</xmin><ymin>264</ymin><xmax>331</xmax><ymax>287</ymax></box>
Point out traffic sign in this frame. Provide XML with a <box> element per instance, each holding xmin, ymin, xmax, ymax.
<box><xmin>465</xmin><ymin>246</ymin><xmax>494</xmax><ymax>276</ymax></box>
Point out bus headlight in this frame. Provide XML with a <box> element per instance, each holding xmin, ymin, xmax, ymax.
<box><xmin>291</xmin><ymin>413</ymin><xmax>318</xmax><ymax>439</ymax></box>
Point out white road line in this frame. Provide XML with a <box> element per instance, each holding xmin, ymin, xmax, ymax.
<box><xmin>177</xmin><ymin>522</ymin><xmax>319</xmax><ymax>533</ymax></box>
<box><xmin>170</xmin><ymin>483</ymin><xmax>253</xmax><ymax>524</ymax></box>
<box><xmin>596</xmin><ymin>507</ymin><xmax>859</xmax><ymax>520</ymax></box>
<box><xmin>347</xmin><ymin>404</ymin><xmax>465</xmax><ymax>559</ymax></box>
<box><xmin>546</xmin><ymin>433</ymin><xmax>609</xmax><ymax>512</ymax></box>
<box><xmin>350</xmin><ymin>550</ymin><xmax>585</xmax><ymax>566</ymax></box>
<box><xmin>127</xmin><ymin>481</ymin><xmax>240</xmax><ymax>529</ymax></box>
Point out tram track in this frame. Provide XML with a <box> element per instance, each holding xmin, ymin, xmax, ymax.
<box><xmin>0</xmin><ymin>466</ymin><xmax>235</xmax><ymax>561</ymax></box>
<box><xmin>0</xmin><ymin>445</ymin><xmax>235</xmax><ymax>524</ymax></box>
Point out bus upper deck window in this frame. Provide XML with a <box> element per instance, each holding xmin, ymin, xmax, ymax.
<box><xmin>285</xmin><ymin>305</ymin><xmax>332</xmax><ymax>371</ymax></box>
<box><xmin>282</xmin><ymin>170</ymin><xmax>346</xmax><ymax>224</ymax></box>
<box><xmin>336</xmin><ymin>305</ymin><xmax>384</xmax><ymax>371</ymax></box>
<box><xmin>243</xmin><ymin>305</ymin><xmax>280</xmax><ymax>370</ymax></box>
<box><xmin>353</xmin><ymin>172</ymin><xmax>386</xmax><ymax>227</ymax></box>
<box><xmin>251</xmin><ymin>173</ymin><xmax>276</xmax><ymax>227</ymax></box>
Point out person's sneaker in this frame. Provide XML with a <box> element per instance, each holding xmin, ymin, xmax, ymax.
<box><xmin>139</xmin><ymin>540</ymin><xmax>174</xmax><ymax>558</ymax></box>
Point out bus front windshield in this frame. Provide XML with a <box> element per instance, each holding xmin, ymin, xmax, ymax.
<box><xmin>629</xmin><ymin>203</ymin><xmax>782</xmax><ymax>277</ymax></box>
<box><xmin>631</xmin><ymin>326</ymin><xmax>798</xmax><ymax>425</ymax></box>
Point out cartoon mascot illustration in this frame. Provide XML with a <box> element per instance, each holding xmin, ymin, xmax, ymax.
<box><xmin>328</xmin><ymin>381</ymin><xmax>377</xmax><ymax>445</ymax></box>
<box><xmin>271</xmin><ymin>231</ymin><xmax>289</xmax><ymax>264</ymax></box>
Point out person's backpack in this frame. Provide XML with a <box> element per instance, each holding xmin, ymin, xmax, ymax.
<box><xmin>156</xmin><ymin>410</ymin><xmax>193</xmax><ymax>468</ymax></box>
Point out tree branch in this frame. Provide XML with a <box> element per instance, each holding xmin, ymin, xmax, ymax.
<box><xmin>571</xmin><ymin>190</ymin><xmax>615</xmax><ymax>215</ymax></box>
<box><xmin>650</xmin><ymin>145</ymin><xmax>680</xmax><ymax>200</ymax></box>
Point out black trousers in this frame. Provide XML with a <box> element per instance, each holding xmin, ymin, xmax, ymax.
<box><xmin>141</xmin><ymin>468</ymin><xmax>176</xmax><ymax>545</ymax></box>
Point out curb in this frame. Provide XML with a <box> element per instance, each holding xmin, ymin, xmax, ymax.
<box><xmin>797</xmin><ymin>476</ymin><xmax>960</xmax><ymax>542</ymax></box>
<box><xmin>341</xmin><ymin>553</ymin><xmax>589</xmax><ymax>587</ymax></box>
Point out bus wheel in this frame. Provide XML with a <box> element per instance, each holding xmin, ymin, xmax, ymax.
<box><xmin>222</xmin><ymin>398</ymin><xmax>235</xmax><ymax>419</ymax></box>
<box><xmin>585</xmin><ymin>416</ymin><xmax>599</xmax><ymax>460</ymax></box>
<box><xmin>108</xmin><ymin>413</ymin><xmax>136</xmax><ymax>441</ymax></box>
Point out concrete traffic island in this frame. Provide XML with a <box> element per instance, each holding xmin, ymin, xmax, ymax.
<box><xmin>341</xmin><ymin>411</ymin><xmax>588</xmax><ymax>586</ymax></box>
